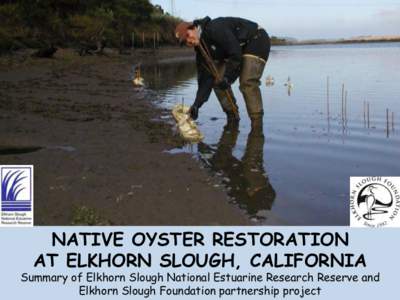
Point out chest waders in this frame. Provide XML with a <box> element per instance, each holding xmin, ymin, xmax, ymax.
<box><xmin>212</xmin><ymin>29</ymin><xmax>270</xmax><ymax>127</ymax></box>
<box><xmin>239</xmin><ymin>54</ymin><xmax>266</xmax><ymax>125</ymax></box>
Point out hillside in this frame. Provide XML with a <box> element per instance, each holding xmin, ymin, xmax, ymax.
<box><xmin>0</xmin><ymin>0</ymin><xmax>181</xmax><ymax>53</ymax></box>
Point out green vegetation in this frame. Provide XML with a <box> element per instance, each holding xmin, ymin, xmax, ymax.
<box><xmin>71</xmin><ymin>205</ymin><xmax>111</xmax><ymax>226</ymax></box>
<box><xmin>270</xmin><ymin>35</ymin><xmax>288</xmax><ymax>45</ymax></box>
<box><xmin>0</xmin><ymin>0</ymin><xmax>181</xmax><ymax>53</ymax></box>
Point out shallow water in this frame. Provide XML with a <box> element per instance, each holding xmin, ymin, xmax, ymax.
<box><xmin>144</xmin><ymin>42</ymin><xmax>400</xmax><ymax>225</ymax></box>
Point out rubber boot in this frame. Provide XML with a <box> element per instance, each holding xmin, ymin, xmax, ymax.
<box><xmin>213</xmin><ymin>62</ymin><xmax>240</xmax><ymax>122</ymax></box>
<box><xmin>214</xmin><ymin>87</ymin><xmax>240</xmax><ymax>123</ymax></box>
<box><xmin>239</xmin><ymin>55</ymin><xmax>266</xmax><ymax>125</ymax></box>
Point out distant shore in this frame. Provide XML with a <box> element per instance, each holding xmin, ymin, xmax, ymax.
<box><xmin>274</xmin><ymin>38</ymin><xmax>400</xmax><ymax>46</ymax></box>
<box><xmin>1</xmin><ymin>38</ymin><xmax>399</xmax><ymax>60</ymax></box>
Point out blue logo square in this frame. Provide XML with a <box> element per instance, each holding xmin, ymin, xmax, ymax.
<box><xmin>1</xmin><ymin>166</ymin><xmax>33</xmax><ymax>212</ymax></box>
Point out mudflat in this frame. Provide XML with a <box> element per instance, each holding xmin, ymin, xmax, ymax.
<box><xmin>0</xmin><ymin>48</ymin><xmax>249</xmax><ymax>225</ymax></box>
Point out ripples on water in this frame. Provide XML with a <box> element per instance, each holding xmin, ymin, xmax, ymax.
<box><xmin>143</xmin><ymin>42</ymin><xmax>400</xmax><ymax>225</ymax></box>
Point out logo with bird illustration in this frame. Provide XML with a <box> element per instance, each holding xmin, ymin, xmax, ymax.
<box><xmin>350</xmin><ymin>177</ymin><xmax>400</xmax><ymax>227</ymax></box>
<box><xmin>1</xmin><ymin>166</ymin><xmax>33</xmax><ymax>212</ymax></box>
<box><xmin>356</xmin><ymin>183</ymin><xmax>393</xmax><ymax>220</ymax></box>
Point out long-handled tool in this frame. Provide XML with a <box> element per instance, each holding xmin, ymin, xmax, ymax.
<box><xmin>198</xmin><ymin>40</ymin><xmax>239</xmax><ymax>118</ymax></box>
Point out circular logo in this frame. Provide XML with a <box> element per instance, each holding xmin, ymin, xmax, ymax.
<box><xmin>350</xmin><ymin>177</ymin><xmax>400</xmax><ymax>227</ymax></box>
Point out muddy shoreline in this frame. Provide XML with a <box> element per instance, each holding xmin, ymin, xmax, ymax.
<box><xmin>0</xmin><ymin>48</ymin><xmax>252</xmax><ymax>225</ymax></box>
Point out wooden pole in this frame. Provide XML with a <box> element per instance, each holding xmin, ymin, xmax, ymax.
<box><xmin>198</xmin><ymin>40</ymin><xmax>239</xmax><ymax>118</ymax></box>
<box><xmin>153</xmin><ymin>32</ymin><xmax>156</xmax><ymax>49</ymax></box>
<box><xmin>367</xmin><ymin>102</ymin><xmax>370</xmax><ymax>129</ymax></box>
<box><xmin>326</xmin><ymin>76</ymin><xmax>330</xmax><ymax>119</ymax></box>
<box><xmin>341</xmin><ymin>83</ymin><xmax>344</xmax><ymax>119</ymax></box>
<box><xmin>131</xmin><ymin>32</ymin><xmax>135</xmax><ymax>50</ymax></box>
<box><xmin>392</xmin><ymin>112</ymin><xmax>395</xmax><ymax>132</ymax></box>
<box><xmin>344</xmin><ymin>90</ymin><xmax>348</xmax><ymax>122</ymax></box>
<box><xmin>120</xmin><ymin>35</ymin><xmax>124</xmax><ymax>53</ymax></box>
<box><xmin>142</xmin><ymin>32</ymin><xmax>145</xmax><ymax>48</ymax></box>
<box><xmin>386</xmin><ymin>108</ymin><xmax>389</xmax><ymax>137</ymax></box>
<box><xmin>363</xmin><ymin>100</ymin><xmax>366</xmax><ymax>128</ymax></box>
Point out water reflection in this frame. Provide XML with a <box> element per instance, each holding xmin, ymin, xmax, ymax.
<box><xmin>141</xmin><ymin>60</ymin><xmax>197</xmax><ymax>93</ymax></box>
<box><xmin>148</xmin><ymin>43</ymin><xmax>400</xmax><ymax>225</ymax></box>
<box><xmin>198</xmin><ymin>121</ymin><xmax>276</xmax><ymax>220</ymax></box>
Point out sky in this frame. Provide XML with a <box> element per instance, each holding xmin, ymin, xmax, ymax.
<box><xmin>150</xmin><ymin>0</ymin><xmax>400</xmax><ymax>40</ymax></box>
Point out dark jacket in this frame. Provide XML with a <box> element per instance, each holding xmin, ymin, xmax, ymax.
<box><xmin>193</xmin><ymin>16</ymin><xmax>260</xmax><ymax>108</ymax></box>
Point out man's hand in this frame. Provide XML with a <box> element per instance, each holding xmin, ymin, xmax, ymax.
<box><xmin>189</xmin><ymin>104</ymin><xmax>199</xmax><ymax>120</ymax></box>
<box><xmin>215</xmin><ymin>77</ymin><xmax>230</xmax><ymax>90</ymax></box>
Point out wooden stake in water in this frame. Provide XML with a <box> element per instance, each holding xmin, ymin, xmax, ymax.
<box><xmin>326</xmin><ymin>76</ymin><xmax>330</xmax><ymax>133</ymax></box>
<box><xmin>367</xmin><ymin>102</ymin><xmax>370</xmax><ymax>129</ymax></box>
<box><xmin>181</xmin><ymin>97</ymin><xmax>184</xmax><ymax>112</ymax></box>
<box><xmin>386</xmin><ymin>108</ymin><xmax>390</xmax><ymax>138</ymax></box>
<box><xmin>344</xmin><ymin>90</ymin><xmax>348</xmax><ymax>122</ymax></box>
<box><xmin>363</xmin><ymin>100</ymin><xmax>366</xmax><ymax>128</ymax></box>
<box><xmin>341</xmin><ymin>83</ymin><xmax>344</xmax><ymax>118</ymax></box>
<box><xmin>392</xmin><ymin>112</ymin><xmax>395</xmax><ymax>132</ymax></box>
<box><xmin>326</xmin><ymin>77</ymin><xmax>330</xmax><ymax>118</ymax></box>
